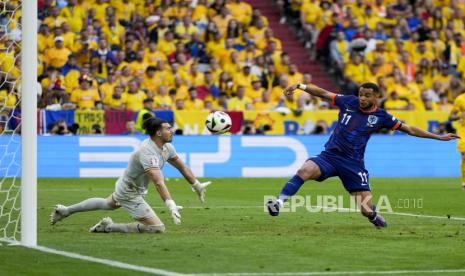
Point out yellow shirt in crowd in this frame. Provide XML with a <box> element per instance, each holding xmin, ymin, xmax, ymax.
<box><xmin>70</xmin><ymin>88</ymin><xmax>101</xmax><ymax>109</ymax></box>
<box><xmin>125</xmin><ymin>91</ymin><xmax>147</xmax><ymax>111</ymax></box>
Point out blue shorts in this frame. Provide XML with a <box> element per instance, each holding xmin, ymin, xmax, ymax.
<box><xmin>309</xmin><ymin>150</ymin><xmax>371</xmax><ymax>193</ymax></box>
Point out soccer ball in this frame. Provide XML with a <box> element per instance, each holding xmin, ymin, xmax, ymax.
<box><xmin>205</xmin><ymin>111</ymin><xmax>232</xmax><ymax>134</ymax></box>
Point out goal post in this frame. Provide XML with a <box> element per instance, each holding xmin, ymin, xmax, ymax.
<box><xmin>20</xmin><ymin>0</ymin><xmax>38</xmax><ymax>247</ymax></box>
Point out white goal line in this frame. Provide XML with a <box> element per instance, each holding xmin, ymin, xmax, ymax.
<box><xmin>0</xmin><ymin>238</ymin><xmax>183</xmax><ymax>276</ymax></box>
<box><xmin>1</xmin><ymin>238</ymin><xmax>464</xmax><ymax>276</ymax></box>
<box><xmin>2</xmin><ymin>238</ymin><xmax>465</xmax><ymax>276</ymax></box>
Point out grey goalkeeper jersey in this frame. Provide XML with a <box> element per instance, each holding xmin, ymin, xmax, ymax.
<box><xmin>115</xmin><ymin>138</ymin><xmax>177</xmax><ymax>198</ymax></box>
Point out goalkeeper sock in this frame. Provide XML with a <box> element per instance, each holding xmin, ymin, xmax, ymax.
<box><xmin>67</xmin><ymin>198</ymin><xmax>113</xmax><ymax>215</ymax></box>
<box><xmin>109</xmin><ymin>223</ymin><xmax>165</xmax><ymax>233</ymax></box>
<box><xmin>278</xmin><ymin>175</ymin><xmax>305</xmax><ymax>202</ymax></box>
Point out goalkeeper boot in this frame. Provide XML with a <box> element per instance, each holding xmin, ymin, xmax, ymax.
<box><xmin>50</xmin><ymin>204</ymin><xmax>69</xmax><ymax>225</ymax></box>
<box><xmin>266</xmin><ymin>199</ymin><xmax>280</xmax><ymax>216</ymax></box>
<box><xmin>89</xmin><ymin>217</ymin><xmax>113</xmax><ymax>233</ymax></box>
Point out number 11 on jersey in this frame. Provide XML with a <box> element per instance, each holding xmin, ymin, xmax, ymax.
<box><xmin>342</xmin><ymin>113</ymin><xmax>352</xmax><ymax>125</ymax></box>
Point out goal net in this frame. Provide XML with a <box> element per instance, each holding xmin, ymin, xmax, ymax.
<box><xmin>0</xmin><ymin>0</ymin><xmax>37</xmax><ymax>245</ymax></box>
<box><xmin>0</xmin><ymin>0</ymin><xmax>22</xmax><ymax>243</ymax></box>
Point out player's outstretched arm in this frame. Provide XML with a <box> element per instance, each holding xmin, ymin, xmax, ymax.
<box><xmin>284</xmin><ymin>83</ymin><xmax>337</xmax><ymax>101</ymax></box>
<box><xmin>168</xmin><ymin>156</ymin><xmax>212</xmax><ymax>203</ymax></box>
<box><xmin>146</xmin><ymin>169</ymin><xmax>182</xmax><ymax>224</ymax></box>
<box><xmin>398</xmin><ymin>124</ymin><xmax>460</xmax><ymax>141</ymax></box>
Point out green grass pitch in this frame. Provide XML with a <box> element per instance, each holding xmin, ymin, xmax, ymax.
<box><xmin>1</xmin><ymin>178</ymin><xmax>464</xmax><ymax>275</ymax></box>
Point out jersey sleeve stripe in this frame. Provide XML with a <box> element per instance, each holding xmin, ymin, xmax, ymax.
<box><xmin>330</xmin><ymin>94</ymin><xmax>336</xmax><ymax>106</ymax></box>
<box><xmin>168</xmin><ymin>156</ymin><xmax>179</xmax><ymax>161</ymax></box>
<box><xmin>392</xmin><ymin>121</ymin><xmax>401</xmax><ymax>130</ymax></box>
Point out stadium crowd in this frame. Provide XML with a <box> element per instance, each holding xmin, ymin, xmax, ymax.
<box><xmin>0</xmin><ymin>0</ymin><xmax>462</xmax><ymax>135</ymax></box>
<box><xmin>278</xmin><ymin>0</ymin><xmax>464</xmax><ymax>112</ymax></box>
<box><xmin>1</xmin><ymin>0</ymin><xmax>325</xmax><ymax>115</ymax></box>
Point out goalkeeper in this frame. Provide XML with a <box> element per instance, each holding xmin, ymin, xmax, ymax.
<box><xmin>50</xmin><ymin>117</ymin><xmax>212</xmax><ymax>233</ymax></box>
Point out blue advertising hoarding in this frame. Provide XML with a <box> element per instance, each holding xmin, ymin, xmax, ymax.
<box><xmin>0</xmin><ymin>135</ymin><xmax>459</xmax><ymax>178</ymax></box>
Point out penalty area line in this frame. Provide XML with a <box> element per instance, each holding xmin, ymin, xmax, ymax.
<box><xmin>313</xmin><ymin>205</ymin><xmax>465</xmax><ymax>221</ymax></box>
<box><xmin>158</xmin><ymin>205</ymin><xmax>465</xmax><ymax>221</ymax></box>
<box><xmin>386</xmin><ymin>211</ymin><xmax>465</xmax><ymax>221</ymax></box>
<box><xmin>1</xmin><ymin>238</ymin><xmax>185</xmax><ymax>276</ymax></box>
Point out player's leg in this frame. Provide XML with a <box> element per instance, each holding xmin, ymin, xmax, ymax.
<box><xmin>351</xmin><ymin>191</ymin><xmax>387</xmax><ymax>228</ymax></box>
<box><xmin>94</xmin><ymin>216</ymin><xmax>166</xmax><ymax>234</ymax></box>
<box><xmin>461</xmin><ymin>153</ymin><xmax>465</xmax><ymax>189</ymax></box>
<box><xmin>90</xmin><ymin>196</ymin><xmax>165</xmax><ymax>233</ymax></box>
<box><xmin>457</xmin><ymin>140</ymin><xmax>465</xmax><ymax>189</ymax></box>
<box><xmin>267</xmin><ymin>152</ymin><xmax>337</xmax><ymax>216</ymax></box>
<box><xmin>338</xmin><ymin>163</ymin><xmax>387</xmax><ymax>228</ymax></box>
<box><xmin>278</xmin><ymin>160</ymin><xmax>322</xmax><ymax>202</ymax></box>
<box><xmin>50</xmin><ymin>194</ymin><xmax>119</xmax><ymax>225</ymax></box>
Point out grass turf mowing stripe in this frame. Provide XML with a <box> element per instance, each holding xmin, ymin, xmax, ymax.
<box><xmin>3</xmin><ymin>238</ymin><xmax>464</xmax><ymax>276</ymax></box>
<box><xmin>187</xmin><ymin>269</ymin><xmax>465</xmax><ymax>275</ymax></box>
<box><xmin>1</xmin><ymin>238</ymin><xmax>185</xmax><ymax>276</ymax></box>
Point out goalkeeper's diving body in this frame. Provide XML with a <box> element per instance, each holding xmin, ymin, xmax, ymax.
<box><xmin>267</xmin><ymin>82</ymin><xmax>459</xmax><ymax>228</ymax></box>
<box><xmin>50</xmin><ymin>117</ymin><xmax>212</xmax><ymax>233</ymax></box>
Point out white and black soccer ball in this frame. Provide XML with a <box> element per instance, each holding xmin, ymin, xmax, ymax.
<box><xmin>205</xmin><ymin>111</ymin><xmax>232</xmax><ymax>134</ymax></box>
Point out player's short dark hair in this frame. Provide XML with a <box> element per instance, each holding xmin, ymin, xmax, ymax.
<box><xmin>143</xmin><ymin>117</ymin><xmax>168</xmax><ymax>136</ymax></box>
<box><xmin>142</xmin><ymin>112</ymin><xmax>154</xmax><ymax>122</ymax></box>
<box><xmin>360</xmin><ymin>82</ymin><xmax>380</xmax><ymax>94</ymax></box>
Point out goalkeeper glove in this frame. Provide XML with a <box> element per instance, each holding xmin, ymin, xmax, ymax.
<box><xmin>165</xmin><ymin>199</ymin><xmax>183</xmax><ymax>225</ymax></box>
<box><xmin>192</xmin><ymin>180</ymin><xmax>212</xmax><ymax>203</ymax></box>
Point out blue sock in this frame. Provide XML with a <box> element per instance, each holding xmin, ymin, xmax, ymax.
<box><xmin>278</xmin><ymin>175</ymin><xmax>305</xmax><ymax>202</ymax></box>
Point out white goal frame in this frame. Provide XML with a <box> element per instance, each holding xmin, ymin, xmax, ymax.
<box><xmin>20</xmin><ymin>0</ymin><xmax>38</xmax><ymax>246</ymax></box>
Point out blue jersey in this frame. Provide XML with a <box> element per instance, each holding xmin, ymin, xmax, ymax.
<box><xmin>325</xmin><ymin>95</ymin><xmax>402</xmax><ymax>162</ymax></box>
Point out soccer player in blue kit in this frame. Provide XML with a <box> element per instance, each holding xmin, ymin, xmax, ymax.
<box><xmin>267</xmin><ymin>82</ymin><xmax>459</xmax><ymax>228</ymax></box>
